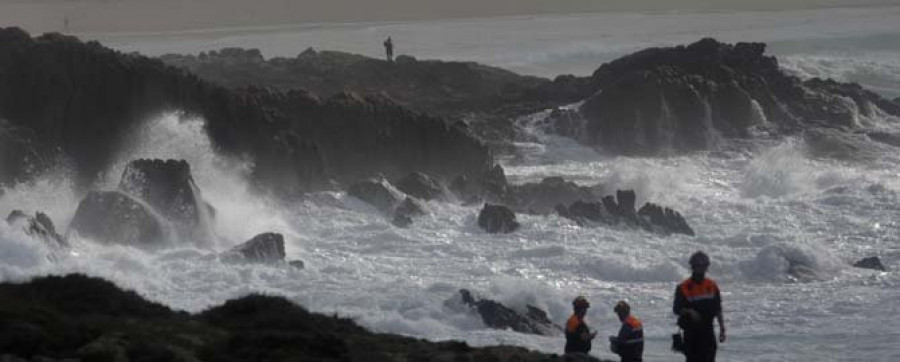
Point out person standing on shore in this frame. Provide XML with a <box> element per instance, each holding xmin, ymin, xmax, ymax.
<box><xmin>383</xmin><ymin>36</ymin><xmax>393</xmax><ymax>61</ymax></box>
<box><xmin>673</xmin><ymin>251</ymin><xmax>726</xmax><ymax>362</ymax></box>
<box><xmin>610</xmin><ymin>300</ymin><xmax>643</xmax><ymax>362</ymax></box>
<box><xmin>565</xmin><ymin>296</ymin><xmax>600</xmax><ymax>362</ymax></box>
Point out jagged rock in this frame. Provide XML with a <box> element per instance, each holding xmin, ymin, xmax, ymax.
<box><xmin>477</xmin><ymin>204</ymin><xmax>519</xmax><ymax>233</ymax></box>
<box><xmin>5</xmin><ymin>210</ymin><xmax>68</xmax><ymax>248</ymax></box>
<box><xmin>450</xmin><ymin>289</ymin><xmax>560</xmax><ymax>336</ymax></box>
<box><xmin>69</xmin><ymin>191</ymin><xmax>167</xmax><ymax>247</ymax></box>
<box><xmin>853</xmin><ymin>256</ymin><xmax>887</xmax><ymax>271</ymax></box>
<box><xmin>637</xmin><ymin>203</ymin><xmax>695</xmax><ymax>236</ymax></box>
<box><xmin>573</xmin><ymin>38</ymin><xmax>900</xmax><ymax>154</ymax></box>
<box><xmin>556</xmin><ymin>190</ymin><xmax>694</xmax><ymax>236</ymax></box>
<box><xmin>394</xmin><ymin>172</ymin><xmax>444</xmax><ymax>201</ymax></box>
<box><xmin>505</xmin><ymin>177</ymin><xmax>598</xmax><ymax>214</ymax></box>
<box><xmin>347</xmin><ymin>177</ymin><xmax>404</xmax><ymax>213</ymax></box>
<box><xmin>119</xmin><ymin>159</ymin><xmax>214</xmax><ymax>242</ymax></box>
<box><xmin>223</xmin><ymin>233</ymin><xmax>286</xmax><ymax>264</ymax></box>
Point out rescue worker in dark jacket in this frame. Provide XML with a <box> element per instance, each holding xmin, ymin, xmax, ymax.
<box><xmin>673</xmin><ymin>251</ymin><xmax>726</xmax><ymax>362</ymax></box>
<box><xmin>565</xmin><ymin>296</ymin><xmax>598</xmax><ymax>358</ymax></box>
<box><xmin>609</xmin><ymin>300</ymin><xmax>643</xmax><ymax>362</ymax></box>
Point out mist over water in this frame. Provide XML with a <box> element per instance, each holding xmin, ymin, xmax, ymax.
<box><xmin>4</xmin><ymin>5</ymin><xmax>900</xmax><ymax>361</ymax></box>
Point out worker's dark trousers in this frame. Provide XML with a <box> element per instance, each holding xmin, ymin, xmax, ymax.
<box><xmin>684</xmin><ymin>327</ymin><xmax>717</xmax><ymax>362</ymax></box>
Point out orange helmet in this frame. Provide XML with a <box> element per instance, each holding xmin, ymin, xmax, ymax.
<box><xmin>572</xmin><ymin>296</ymin><xmax>590</xmax><ymax>309</ymax></box>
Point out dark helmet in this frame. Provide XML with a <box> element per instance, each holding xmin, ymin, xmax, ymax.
<box><xmin>613</xmin><ymin>300</ymin><xmax>630</xmax><ymax>315</ymax></box>
<box><xmin>689</xmin><ymin>251</ymin><xmax>710</xmax><ymax>267</ymax></box>
<box><xmin>572</xmin><ymin>296</ymin><xmax>590</xmax><ymax>309</ymax></box>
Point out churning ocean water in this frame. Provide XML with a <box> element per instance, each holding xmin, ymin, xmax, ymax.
<box><xmin>3</xmin><ymin>5</ymin><xmax>900</xmax><ymax>361</ymax></box>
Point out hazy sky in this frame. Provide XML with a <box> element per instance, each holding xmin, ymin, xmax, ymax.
<box><xmin>1</xmin><ymin>0</ymin><xmax>899</xmax><ymax>34</ymax></box>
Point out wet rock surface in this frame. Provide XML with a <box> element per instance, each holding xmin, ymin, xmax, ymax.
<box><xmin>223</xmin><ymin>232</ymin><xmax>286</xmax><ymax>264</ymax></box>
<box><xmin>6</xmin><ymin>210</ymin><xmax>67</xmax><ymax>248</ymax></box>
<box><xmin>0</xmin><ymin>28</ymin><xmax>495</xmax><ymax>196</ymax></box>
<box><xmin>450</xmin><ymin>289</ymin><xmax>561</xmax><ymax>336</ymax></box>
<box><xmin>477</xmin><ymin>204</ymin><xmax>520</xmax><ymax>233</ymax></box>
<box><xmin>68</xmin><ymin>191</ymin><xmax>167</xmax><ymax>247</ymax></box>
<box><xmin>853</xmin><ymin>256</ymin><xmax>887</xmax><ymax>271</ymax></box>
<box><xmin>571</xmin><ymin>38</ymin><xmax>900</xmax><ymax>154</ymax></box>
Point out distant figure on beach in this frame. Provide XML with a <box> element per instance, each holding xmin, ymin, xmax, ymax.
<box><xmin>673</xmin><ymin>251</ymin><xmax>726</xmax><ymax>362</ymax></box>
<box><xmin>383</xmin><ymin>36</ymin><xmax>393</xmax><ymax>62</ymax></box>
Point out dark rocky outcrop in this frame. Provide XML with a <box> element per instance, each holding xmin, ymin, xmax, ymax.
<box><xmin>119</xmin><ymin>159</ymin><xmax>214</xmax><ymax>241</ymax></box>
<box><xmin>0</xmin><ymin>118</ymin><xmax>57</xmax><ymax>187</ymax></box>
<box><xmin>0</xmin><ymin>274</ymin><xmax>564</xmax><ymax>362</ymax></box>
<box><xmin>347</xmin><ymin>177</ymin><xmax>404</xmax><ymax>213</ymax></box>
<box><xmin>5</xmin><ymin>210</ymin><xmax>67</xmax><ymax>248</ymax></box>
<box><xmin>505</xmin><ymin>176</ymin><xmax>598</xmax><ymax>214</ymax></box>
<box><xmin>568</xmin><ymin>38</ymin><xmax>900</xmax><ymax>154</ymax></box>
<box><xmin>853</xmin><ymin>256</ymin><xmax>887</xmax><ymax>271</ymax></box>
<box><xmin>223</xmin><ymin>232</ymin><xmax>286</xmax><ymax>264</ymax></box>
<box><xmin>68</xmin><ymin>191</ymin><xmax>167</xmax><ymax>247</ymax></box>
<box><xmin>393</xmin><ymin>172</ymin><xmax>445</xmax><ymax>201</ymax></box>
<box><xmin>0</xmin><ymin>28</ymin><xmax>494</xmax><ymax>196</ymax></box>
<box><xmin>555</xmin><ymin>190</ymin><xmax>694</xmax><ymax>236</ymax></box>
<box><xmin>159</xmin><ymin>48</ymin><xmax>591</xmax><ymax>119</ymax></box>
<box><xmin>450</xmin><ymin>289</ymin><xmax>561</xmax><ymax>336</ymax></box>
<box><xmin>477</xmin><ymin>204</ymin><xmax>520</xmax><ymax>233</ymax></box>
<box><xmin>159</xmin><ymin>48</ymin><xmax>596</xmax><ymax>156</ymax></box>
<box><xmin>637</xmin><ymin>203</ymin><xmax>695</xmax><ymax>236</ymax></box>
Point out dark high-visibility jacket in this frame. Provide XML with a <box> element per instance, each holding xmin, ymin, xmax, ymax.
<box><xmin>565</xmin><ymin>314</ymin><xmax>592</xmax><ymax>354</ymax></box>
<box><xmin>673</xmin><ymin>277</ymin><xmax>721</xmax><ymax>327</ymax></box>
<box><xmin>613</xmin><ymin>315</ymin><xmax>644</xmax><ymax>361</ymax></box>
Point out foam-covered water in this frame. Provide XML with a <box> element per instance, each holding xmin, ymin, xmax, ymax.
<box><xmin>4</xmin><ymin>5</ymin><xmax>900</xmax><ymax>361</ymax></box>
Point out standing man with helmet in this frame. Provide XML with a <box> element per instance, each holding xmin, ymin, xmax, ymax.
<box><xmin>565</xmin><ymin>296</ymin><xmax>600</xmax><ymax>362</ymax></box>
<box><xmin>610</xmin><ymin>300</ymin><xmax>644</xmax><ymax>362</ymax></box>
<box><xmin>673</xmin><ymin>251</ymin><xmax>726</xmax><ymax>362</ymax></box>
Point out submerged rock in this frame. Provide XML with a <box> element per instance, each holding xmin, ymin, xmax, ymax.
<box><xmin>477</xmin><ymin>204</ymin><xmax>520</xmax><ymax>233</ymax></box>
<box><xmin>449</xmin><ymin>289</ymin><xmax>560</xmax><ymax>336</ymax></box>
<box><xmin>853</xmin><ymin>256</ymin><xmax>887</xmax><ymax>271</ymax></box>
<box><xmin>69</xmin><ymin>191</ymin><xmax>167</xmax><ymax>247</ymax></box>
